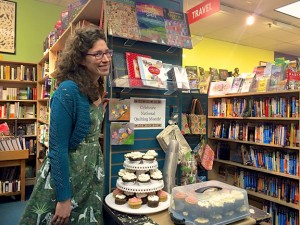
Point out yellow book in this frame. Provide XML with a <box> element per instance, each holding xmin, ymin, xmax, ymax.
<box><xmin>257</xmin><ymin>77</ymin><xmax>269</xmax><ymax>92</ymax></box>
<box><xmin>5</xmin><ymin>66</ymin><xmax>10</xmax><ymax>80</ymax></box>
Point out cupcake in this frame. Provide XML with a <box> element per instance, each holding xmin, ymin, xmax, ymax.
<box><xmin>150</xmin><ymin>170</ymin><xmax>163</xmax><ymax>184</ymax></box>
<box><xmin>115</xmin><ymin>194</ymin><xmax>127</xmax><ymax>205</ymax></box>
<box><xmin>121</xmin><ymin>172</ymin><xmax>137</xmax><ymax>185</ymax></box>
<box><xmin>127</xmin><ymin>151</ymin><xmax>144</xmax><ymax>164</ymax></box>
<box><xmin>157</xmin><ymin>190</ymin><xmax>168</xmax><ymax>202</ymax></box>
<box><xmin>231</xmin><ymin>190</ymin><xmax>245</xmax><ymax>208</ymax></box>
<box><xmin>136</xmin><ymin>193</ymin><xmax>148</xmax><ymax>205</ymax></box>
<box><xmin>112</xmin><ymin>188</ymin><xmax>123</xmax><ymax>198</ymax></box>
<box><xmin>222</xmin><ymin>193</ymin><xmax>236</xmax><ymax>211</ymax></box>
<box><xmin>142</xmin><ymin>154</ymin><xmax>155</xmax><ymax>164</ymax></box>
<box><xmin>137</xmin><ymin>173</ymin><xmax>150</xmax><ymax>186</ymax></box>
<box><xmin>128</xmin><ymin>197</ymin><xmax>142</xmax><ymax>209</ymax></box>
<box><xmin>185</xmin><ymin>195</ymin><xmax>198</xmax><ymax>220</ymax></box>
<box><xmin>194</xmin><ymin>217</ymin><xmax>209</xmax><ymax>225</ymax></box>
<box><xmin>124</xmin><ymin>191</ymin><xmax>135</xmax><ymax>200</ymax></box>
<box><xmin>145</xmin><ymin>150</ymin><xmax>158</xmax><ymax>158</ymax></box>
<box><xmin>118</xmin><ymin>169</ymin><xmax>127</xmax><ymax>178</ymax></box>
<box><xmin>197</xmin><ymin>200</ymin><xmax>211</xmax><ymax>218</ymax></box>
<box><xmin>147</xmin><ymin>195</ymin><xmax>159</xmax><ymax>208</ymax></box>
<box><xmin>173</xmin><ymin>192</ymin><xmax>186</xmax><ymax>211</ymax></box>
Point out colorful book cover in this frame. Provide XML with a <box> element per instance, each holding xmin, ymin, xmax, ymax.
<box><xmin>198</xmin><ymin>69</ymin><xmax>211</xmax><ymax>94</ymax></box>
<box><xmin>109</xmin><ymin>98</ymin><xmax>130</xmax><ymax>121</ymax></box>
<box><xmin>135</xmin><ymin>2</ymin><xmax>167</xmax><ymax>45</ymax></box>
<box><xmin>185</xmin><ymin>66</ymin><xmax>199</xmax><ymax>89</ymax></box>
<box><xmin>125</xmin><ymin>52</ymin><xmax>151</xmax><ymax>87</ymax></box>
<box><xmin>137</xmin><ymin>56</ymin><xmax>166</xmax><ymax>88</ymax></box>
<box><xmin>107</xmin><ymin>0</ymin><xmax>140</xmax><ymax>40</ymax></box>
<box><xmin>110</xmin><ymin>122</ymin><xmax>134</xmax><ymax>145</ymax></box>
<box><xmin>163</xmin><ymin>8</ymin><xmax>192</xmax><ymax>49</ymax></box>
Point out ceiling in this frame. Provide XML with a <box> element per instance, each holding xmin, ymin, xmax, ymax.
<box><xmin>35</xmin><ymin>0</ymin><xmax>300</xmax><ymax>57</ymax></box>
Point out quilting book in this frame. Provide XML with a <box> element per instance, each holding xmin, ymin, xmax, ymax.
<box><xmin>163</xmin><ymin>8</ymin><xmax>192</xmax><ymax>49</ymax></box>
<box><xmin>137</xmin><ymin>56</ymin><xmax>166</xmax><ymax>88</ymax></box>
<box><xmin>107</xmin><ymin>0</ymin><xmax>140</xmax><ymax>40</ymax></box>
<box><xmin>135</xmin><ymin>2</ymin><xmax>167</xmax><ymax>45</ymax></box>
<box><xmin>109</xmin><ymin>98</ymin><xmax>130</xmax><ymax>121</ymax></box>
<box><xmin>125</xmin><ymin>52</ymin><xmax>151</xmax><ymax>87</ymax></box>
<box><xmin>110</xmin><ymin>122</ymin><xmax>134</xmax><ymax>145</ymax></box>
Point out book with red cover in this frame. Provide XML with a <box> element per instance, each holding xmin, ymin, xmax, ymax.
<box><xmin>125</xmin><ymin>52</ymin><xmax>151</xmax><ymax>87</ymax></box>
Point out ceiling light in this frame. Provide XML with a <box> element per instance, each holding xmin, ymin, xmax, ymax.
<box><xmin>246</xmin><ymin>15</ymin><xmax>255</xmax><ymax>25</ymax></box>
<box><xmin>275</xmin><ymin>1</ymin><xmax>300</xmax><ymax>19</ymax></box>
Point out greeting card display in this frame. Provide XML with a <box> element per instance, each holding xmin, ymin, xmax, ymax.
<box><xmin>137</xmin><ymin>56</ymin><xmax>166</xmax><ymax>88</ymax></box>
<box><xmin>111</xmin><ymin>122</ymin><xmax>134</xmax><ymax>145</ymax></box>
<box><xmin>107</xmin><ymin>0</ymin><xmax>140</xmax><ymax>40</ymax></box>
<box><xmin>135</xmin><ymin>2</ymin><xmax>167</xmax><ymax>45</ymax></box>
<box><xmin>109</xmin><ymin>98</ymin><xmax>130</xmax><ymax>121</ymax></box>
<box><xmin>125</xmin><ymin>52</ymin><xmax>151</xmax><ymax>87</ymax></box>
<box><xmin>163</xmin><ymin>8</ymin><xmax>192</xmax><ymax>49</ymax></box>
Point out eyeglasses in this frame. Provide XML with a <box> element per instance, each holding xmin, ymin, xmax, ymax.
<box><xmin>86</xmin><ymin>50</ymin><xmax>113</xmax><ymax>60</ymax></box>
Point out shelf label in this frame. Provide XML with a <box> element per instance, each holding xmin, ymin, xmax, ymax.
<box><xmin>186</xmin><ymin>0</ymin><xmax>220</xmax><ymax>24</ymax></box>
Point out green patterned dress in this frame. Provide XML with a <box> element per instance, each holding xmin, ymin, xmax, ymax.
<box><xmin>19</xmin><ymin>104</ymin><xmax>105</xmax><ymax>225</ymax></box>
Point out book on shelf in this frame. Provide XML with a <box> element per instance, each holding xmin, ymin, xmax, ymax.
<box><xmin>67</xmin><ymin>0</ymin><xmax>88</xmax><ymax>23</ymax></box>
<box><xmin>125</xmin><ymin>52</ymin><xmax>151</xmax><ymax>87</ymax></box>
<box><xmin>135</xmin><ymin>2</ymin><xmax>167</xmax><ymax>45</ymax></box>
<box><xmin>219</xmin><ymin>69</ymin><xmax>229</xmax><ymax>81</ymax></box>
<box><xmin>137</xmin><ymin>56</ymin><xmax>166</xmax><ymax>88</ymax></box>
<box><xmin>198</xmin><ymin>68</ymin><xmax>211</xmax><ymax>94</ymax></box>
<box><xmin>210</xmin><ymin>67</ymin><xmax>220</xmax><ymax>81</ymax></box>
<box><xmin>239</xmin><ymin>73</ymin><xmax>255</xmax><ymax>93</ymax></box>
<box><xmin>106</xmin><ymin>0</ymin><xmax>140</xmax><ymax>40</ymax></box>
<box><xmin>167</xmin><ymin>66</ymin><xmax>190</xmax><ymax>90</ymax></box>
<box><xmin>163</xmin><ymin>8</ymin><xmax>192</xmax><ymax>49</ymax></box>
<box><xmin>208</xmin><ymin>81</ymin><xmax>228</xmax><ymax>96</ymax></box>
<box><xmin>61</xmin><ymin>10</ymin><xmax>69</xmax><ymax>32</ymax></box>
<box><xmin>256</xmin><ymin>77</ymin><xmax>270</xmax><ymax>92</ymax></box>
<box><xmin>185</xmin><ymin>66</ymin><xmax>199</xmax><ymax>89</ymax></box>
<box><xmin>228</xmin><ymin>77</ymin><xmax>244</xmax><ymax>94</ymax></box>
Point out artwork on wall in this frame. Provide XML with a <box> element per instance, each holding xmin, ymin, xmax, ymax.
<box><xmin>0</xmin><ymin>0</ymin><xmax>16</xmax><ymax>54</ymax></box>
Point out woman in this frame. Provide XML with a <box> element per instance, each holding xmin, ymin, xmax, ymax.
<box><xmin>19</xmin><ymin>26</ymin><xmax>111</xmax><ymax>225</ymax></box>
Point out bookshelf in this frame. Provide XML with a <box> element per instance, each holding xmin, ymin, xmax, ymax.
<box><xmin>0</xmin><ymin>149</ymin><xmax>29</xmax><ymax>201</ymax></box>
<box><xmin>35</xmin><ymin>0</ymin><xmax>104</xmax><ymax>172</ymax></box>
<box><xmin>0</xmin><ymin>60</ymin><xmax>37</xmax><ymax>199</ymax></box>
<box><xmin>207</xmin><ymin>89</ymin><xmax>300</xmax><ymax>222</ymax></box>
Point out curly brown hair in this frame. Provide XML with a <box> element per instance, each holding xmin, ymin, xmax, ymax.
<box><xmin>56</xmin><ymin>26</ymin><xmax>107</xmax><ymax>102</ymax></box>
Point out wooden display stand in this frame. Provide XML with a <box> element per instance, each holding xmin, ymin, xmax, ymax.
<box><xmin>0</xmin><ymin>150</ymin><xmax>29</xmax><ymax>201</ymax></box>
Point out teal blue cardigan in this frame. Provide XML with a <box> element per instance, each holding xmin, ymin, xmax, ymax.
<box><xmin>48</xmin><ymin>80</ymin><xmax>90</xmax><ymax>201</ymax></box>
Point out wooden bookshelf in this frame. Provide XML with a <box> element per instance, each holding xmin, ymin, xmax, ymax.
<box><xmin>0</xmin><ymin>150</ymin><xmax>29</xmax><ymax>201</ymax></box>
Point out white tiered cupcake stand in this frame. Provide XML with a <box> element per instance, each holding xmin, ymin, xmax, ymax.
<box><xmin>105</xmin><ymin>160</ymin><xmax>171</xmax><ymax>214</ymax></box>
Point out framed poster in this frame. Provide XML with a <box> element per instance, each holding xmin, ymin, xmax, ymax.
<box><xmin>0</xmin><ymin>0</ymin><xmax>16</xmax><ymax>54</ymax></box>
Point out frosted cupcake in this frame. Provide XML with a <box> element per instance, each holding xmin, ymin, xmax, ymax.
<box><xmin>157</xmin><ymin>190</ymin><xmax>168</xmax><ymax>202</ymax></box>
<box><xmin>121</xmin><ymin>172</ymin><xmax>137</xmax><ymax>185</ymax></box>
<box><xmin>173</xmin><ymin>192</ymin><xmax>186</xmax><ymax>211</ymax></box>
<box><xmin>118</xmin><ymin>169</ymin><xmax>127</xmax><ymax>179</ymax></box>
<box><xmin>150</xmin><ymin>170</ymin><xmax>163</xmax><ymax>183</ymax></box>
<box><xmin>137</xmin><ymin>173</ymin><xmax>151</xmax><ymax>186</ymax></box>
<box><xmin>123</xmin><ymin>191</ymin><xmax>135</xmax><ymax>200</ymax></box>
<box><xmin>147</xmin><ymin>195</ymin><xmax>159</xmax><ymax>208</ymax></box>
<box><xmin>115</xmin><ymin>194</ymin><xmax>127</xmax><ymax>205</ymax></box>
<box><xmin>142</xmin><ymin>154</ymin><xmax>155</xmax><ymax>164</ymax></box>
<box><xmin>127</xmin><ymin>151</ymin><xmax>144</xmax><ymax>164</ymax></box>
<box><xmin>197</xmin><ymin>200</ymin><xmax>211</xmax><ymax>218</ymax></box>
<box><xmin>194</xmin><ymin>217</ymin><xmax>209</xmax><ymax>225</ymax></box>
<box><xmin>185</xmin><ymin>195</ymin><xmax>198</xmax><ymax>220</ymax></box>
<box><xmin>231</xmin><ymin>190</ymin><xmax>245</xmax><ymax>208</ymax></box>
<box><xmin>145</xmin><ymin>150</ymin><xmax>158</xmax><ymax>158</ymax></box>
<box><xmin>112</xmin><ymin>188</ymin><xmax>123</xmax><ymax>198</ymax></box>
<box><xmin>128</xmin><ymin>197</ymin><xmax>142</xmax><ymax>209</ymax></box>
<box><xmin>136</xmin><ymin>193</ymin><xmax>148</xmax><ymax>205</ymax></box>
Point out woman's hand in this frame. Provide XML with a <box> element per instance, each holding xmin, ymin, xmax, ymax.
<box><xmin>102</xmin><ymin>91</ymin><xmax>109</xmax><ymax>112</ymax></box>
<box><xmin>51</xmin><ymin>199</ymin><xmax>71</xmax><ymax>225</ymax></box>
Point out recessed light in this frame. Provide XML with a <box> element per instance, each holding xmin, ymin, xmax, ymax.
<box><xmin>275</xmin><ymin>1</ymin><xmax>300</xmax><ymax>19</ymax></box>
<box><xmin>246</xmin><ymin>15</ymin><xmax>255</xmax><ymax>25</ymax></box>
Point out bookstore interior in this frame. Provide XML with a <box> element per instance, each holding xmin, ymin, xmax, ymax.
<box><xmin>0</xmin><ymin>0</ymin><xmax>300</xmax><ymax>224</ymax></box>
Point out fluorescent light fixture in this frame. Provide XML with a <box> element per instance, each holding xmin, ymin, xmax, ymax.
<box><xmin>275</xmin><ymin>1</ymin><xmax>300</xmax><ymax>19</ymax></box>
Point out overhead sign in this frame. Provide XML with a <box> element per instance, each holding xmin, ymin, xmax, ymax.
<box><xmin>186</xmin><ymin>0</ymin><xmax>220</xmax><ymax>24</ymax></box>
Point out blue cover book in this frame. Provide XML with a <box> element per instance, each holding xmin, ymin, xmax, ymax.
<box><xmin>135</xmin><ymin>2</ymin><xmax>167</xmax><ymax>45</ymax></box>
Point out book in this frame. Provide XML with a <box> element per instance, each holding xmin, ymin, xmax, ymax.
<box><xmin>112</xmin><ymin>52</ymin><xmax>128</xmax><ymax>79</ymax></box>
<box><xmin>135</xmin><ymin>2</ymin><xmax>167</xmax><ymax>45</ymax></box>
<box><xmin>110</xmin><ymin>122</ymin><xmax>134</xmax><ymax>145</ymax></box>
<box><xmin>208</xmin><ymin>81</ymin><xmax>228</xmax><ymax>96</ymax></box>
<box><xmin>61</xmin><ymin>10</ymin><xmax>69</xmax><ymax>33</ymax></box>
<box><xmin>198</xmin><ymin>69</ymin><xmax>211</xmax><ymax>94</ymax></box>
<box><xmin>210</xmin><ymin>67</ymin><xmax>220</xmax><ymax>81</ymax></box>
<box><xmin>106</xmin><ymin>0</ymin><xmax>140</xmax><ymax>40</ymax></box>
<box><xmin>125</xmin><ymin>52</ymin><xmax>151</xmax><ymax>87</ymax></box>
<box><xmin>185</xmin><ymin>66</ymin><xmax>199</xmax><ymax>89</ymax></box>
<box><xmin>163</xmin><ymin>8</ymin><xmax>192</xmax><ymax>49</ymax></box>
<box><xmin>228</xmin><ymin>77</ymin><xmax>244</xmax><ymax>94</ymax></box>
<box><xmin>109</xmin><ymin>98</ymin><xmax>130</xmax><ymax>121</ymax></box>
<box><xmin>256</xmin><ymin>77</ymin><xmax>270</xmax><ymax>92</ymax></box>
<box><xmin>167</xmin><ymin>66</ymin><xmax>190</xmax><ymax>89</ymax></box>
<box><xmin>67</xmin><ymin>0</ymin><xmax>88</xmax><ymax>23</ymax></box>
<box><xmin>239</xmin><ymin>73</ymin><xmax>255</xmax><ymax>93</ymax></box>
<box><xmin>219</xmin><ymin>69</ymin><xmax>229</xmax><ymax>81</ymax></box>
<box><xmin>137</xmin><ymin>56</ymin><xmax>166</xmax><ymax>88</ymax></box>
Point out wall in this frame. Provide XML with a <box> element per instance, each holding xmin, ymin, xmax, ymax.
<box><xmin>0</xmin><ymin>0</ymin><xmax>63</xmax><ymax>63</ymax></box>
<box><xmin>183</xmin><ymin>37</ymin><xmax>274</xmax><ymax>73</ymax></box>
